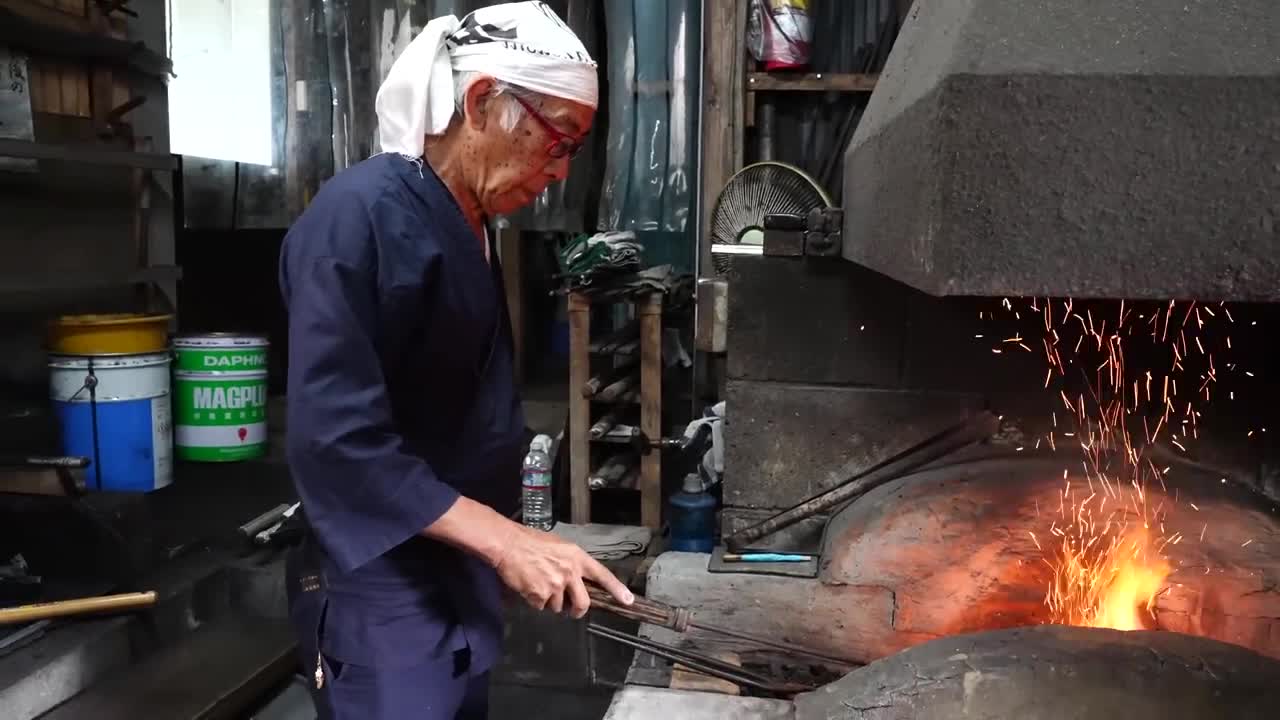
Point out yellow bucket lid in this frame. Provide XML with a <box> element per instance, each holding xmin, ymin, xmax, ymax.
<box><xmin>52</xmin><ymin>313</ymin><xmax>173</xmax><ymax>327</ymax></box>
<box><xmin>48</xmin><ymin>313</ymin><xmax>173</xmax><ymax>355</ymax></box>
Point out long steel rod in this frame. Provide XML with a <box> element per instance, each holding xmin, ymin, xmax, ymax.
<box><xmin>588</xmin><ymin>586</ymin><xmax>858</xmax><ymax>667</ymax></box>
<box><xmin>586</xmin><ymin>622</ymin><xmax>808</xmax><ymax>695</ymax></box>
<box><xmin>688</xmin><ymin>619</ymin><xmax>859</xmax><ymax>669</ymax></box>
<box><xmin>725</xmin><ymin>411</ymin><xmax>999</xmax><ymax>551</ymax></box>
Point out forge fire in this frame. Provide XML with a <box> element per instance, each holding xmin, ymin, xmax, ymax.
<box><xmin>985</xmin><ymin>299</ymin><xmax>1259</xmax><ymax>634</ymax></box>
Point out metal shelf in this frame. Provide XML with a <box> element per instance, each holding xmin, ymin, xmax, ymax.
<box><xmin>0</xmin><ymin>138</ymin><xmax>177</xmax><ymax>171</ymax></box>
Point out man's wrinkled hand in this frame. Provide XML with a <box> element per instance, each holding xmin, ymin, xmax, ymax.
<box><xmin>492</xmin><ymin>523</ymin><xmax>634</xmax><ymax>619</ymax></box>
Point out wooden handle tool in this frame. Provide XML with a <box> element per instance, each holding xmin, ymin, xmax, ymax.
<box><xmin>0</xmin><ymin>591</ymin><xmax>157</xmax><ymax>625</ymax></box>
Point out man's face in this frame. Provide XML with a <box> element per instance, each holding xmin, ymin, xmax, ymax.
<box><xmin>461</xmin><ymin>79</ymin><xmax>594</xmax><ymax>216</ymax></box>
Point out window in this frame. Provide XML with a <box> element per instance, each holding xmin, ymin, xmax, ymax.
<box><xmin>167</xmin><ymin>0</ymin><xmax>272</xmax><ymax>165</ymax></box>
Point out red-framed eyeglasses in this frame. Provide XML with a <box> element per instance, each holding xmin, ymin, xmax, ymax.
<box><xmin>510</xmin><ymin>94</ymin><xmax>585</xmax><ymax>160</ymax></box>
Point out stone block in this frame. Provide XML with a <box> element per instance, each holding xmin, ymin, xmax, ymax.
<box><xmin>723</xmin><ymin>380</ymin><xmax>982</xmax><ymax>509</ymax></box>
<box><xmin>842</xmin><ymin>0</ymin><xmax>1280</xmax><ymax>301</ymax></box>
<box><xmin>793</xmin><ymin>626</ymin><xmax>1280</xmax><ymax>720</ymax></box>
<box><xmin>724</xmin><ymin>256</ymin><xmax>906</xmax><ymax>387</ymax></box>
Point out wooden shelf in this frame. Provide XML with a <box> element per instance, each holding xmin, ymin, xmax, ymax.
<box><xmin>747</xmin><ymin>72</ymin><xmax>878</xmax><ymax>93</ymax></box>
<box><xmin>0</xmin><ymin>265</ymin><xmax>182</xmax><ymax>295</ymax></box>
<box><xmin>569</xmin><ymin>292</ymin><xmax>664</xmax><ymax>529</ymax></box>
<box><xmin>0</xmin><ymin>138</ymin><xmax>176</xmax><ymax>171</ymax></box>
<box><xmin>0</xmin><ymin>1</ymin><xmax>173</xmax><ymax>78</ymax></box>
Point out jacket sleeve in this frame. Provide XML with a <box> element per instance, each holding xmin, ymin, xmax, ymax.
<box><xmin>282</xmin><ymin>215</ymin><xmax>460</xmax><ymax>574</ymax></box>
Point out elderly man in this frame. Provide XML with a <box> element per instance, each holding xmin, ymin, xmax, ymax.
<box><xmin>278</xmin><ymin>3</ymin><xmax>633</xmax><ymax>718</ymax></box>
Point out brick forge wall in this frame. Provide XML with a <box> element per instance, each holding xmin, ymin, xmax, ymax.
<box><xmin>719</xmin><ymin>255</ymin><xmax>1280</xmax><ymax>552</ymax></box>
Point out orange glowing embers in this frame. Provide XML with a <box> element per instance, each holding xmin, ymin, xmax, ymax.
<box><xmin>986</xmin><ymin>298</ymin><xmax>1249</xmax><ymax>632</ymax></box>
<box><xmin>1043</xmin><ymin>521</ymin><xmax>1170</xmax><ymax>631</ymax></box>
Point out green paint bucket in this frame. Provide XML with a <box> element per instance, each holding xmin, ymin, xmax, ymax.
<box><xmin>172</xmin><ymin>334</ymin><xmax>269</xmax><ymax>462</ymax></box>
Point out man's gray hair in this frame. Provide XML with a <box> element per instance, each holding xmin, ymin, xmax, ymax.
<box><xmin>454</xmin><ymin>69</ymin><xmax>532</xmax><ymax>132</ymax></box>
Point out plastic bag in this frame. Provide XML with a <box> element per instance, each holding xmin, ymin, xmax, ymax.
<box><xmin>746</xmin><ymin>0</ymin><xmax>813</xmax><ymax>70</ymax></box>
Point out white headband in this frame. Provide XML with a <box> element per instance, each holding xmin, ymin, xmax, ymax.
<box><xmin>375</xmin><ymin>1</ymin><xmax>598</xmax><ymax>159</ymax></box>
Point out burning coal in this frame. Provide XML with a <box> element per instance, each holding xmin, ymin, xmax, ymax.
<box><xmin>988</xmin><ymin>299</ymin><xmax>1253</xmax><ymax>631</ymax></box>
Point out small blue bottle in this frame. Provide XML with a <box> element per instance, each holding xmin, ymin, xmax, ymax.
<box><xmin>669</xmin><ymin>473</ymin><xmax>717</xmax><ymax>553</ymax></box>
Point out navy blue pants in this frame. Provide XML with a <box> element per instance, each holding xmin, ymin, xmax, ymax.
<box><xmin>306</xmin><ymin>650</ymin><xmax>489</xmax><ymax>719</ymax></box>
<box><xmin>287</xmin><ymin>544</ymin><xmax>493</xmax><ymax>719</ymax></box>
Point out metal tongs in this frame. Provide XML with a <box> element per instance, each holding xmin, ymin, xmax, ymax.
<box><xmin>585</xmin><ymin>585</ymin><xmax>858</xmax><ymax>696</ymax></box>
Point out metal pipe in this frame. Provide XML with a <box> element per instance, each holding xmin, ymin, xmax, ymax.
<box><xmin>239</xmin><ymin>503</ymin><xmax>293</xmax><ymax>539</ymax></box>
<box><xmin>725</xmin><ymin>411</ymin><xmax>999</xmax><ymax>551</ymax></box>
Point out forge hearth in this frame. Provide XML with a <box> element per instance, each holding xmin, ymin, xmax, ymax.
<box><xmin>640</xmin><ymin>449</ymin><xmax>1280</xmax><ymax>673</ymax></box>
<box><xmin>793</xmin><ymin>625</ymin><xmax>1280</xmax><ymax>720</ymax></box>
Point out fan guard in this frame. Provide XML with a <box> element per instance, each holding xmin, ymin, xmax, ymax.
<box><xmin>708</xmin><ymin>161</ymin><xmax>832</xmax><ymax>275</ymax></box>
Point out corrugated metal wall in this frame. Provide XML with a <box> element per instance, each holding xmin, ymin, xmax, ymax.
<box><xmin>751</xmin><ymin>0</ymin><xmax>899</xmax><ymax>201</ymax></box>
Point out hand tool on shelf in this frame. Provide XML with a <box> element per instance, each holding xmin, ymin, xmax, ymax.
<box><xmin>721</xmin><ymin>553</ymin><xmax>813</xmax><ymax>563</ymax></box>
<box><xmin>597</xmin><ymin>374</ymin><xmax>640</xmax><ymax>403</ymax></box>
<box><xmin>582</xmin><ymin>361</ymin><xmax>638</xmax><ymax>398</ymax></box>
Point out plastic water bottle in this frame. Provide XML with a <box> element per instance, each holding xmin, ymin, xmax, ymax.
<box><xmin>522</xmin><ymin>434</ymin><xmax>554</xmax><ymax>530</ymax></box>
<box><xmin>669</xmin><ymin>473</ymin><xmax>717</xmax><ymax>553</ymax></box>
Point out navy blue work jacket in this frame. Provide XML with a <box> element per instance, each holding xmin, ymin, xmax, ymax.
<box><xmin>279</xmin><ymin>152</ymin><xmax>526</xmax><ymax>676</ymax></box>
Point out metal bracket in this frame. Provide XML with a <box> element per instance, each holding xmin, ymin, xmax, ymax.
<box><xmin>762</xmin><ymin>208</ymin><xmax>844</xmax><ymax>258</ymax></box>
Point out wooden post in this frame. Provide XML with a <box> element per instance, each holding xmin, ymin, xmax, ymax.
<box><xmin>497</xmin><ymin>224</ymin><xmax>525</xmax><ymax>385</ymax></box>
<box><xmin>638</xmin><ymin>293</ymin><xmax>663</xmax><ymax>529</ymax></box>
<box><xmin>85</xmin><ymin>0</ymin><xmax>119</xmax><ymax>133</ymax></box>
<box><xmin>568</xmin><ymin>292</ymin><xmax>592</xmax><ymax>525</ymax></box>
<box><xmin>698</xmin><ymin>0</ymin><xmax>748</xmax><ymax>277</ymax></box>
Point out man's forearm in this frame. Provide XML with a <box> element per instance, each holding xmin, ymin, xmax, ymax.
<box><xmin>421</xmin><ymin>495</ymin><xmax>519</xmax><ymax>567</ymax></box>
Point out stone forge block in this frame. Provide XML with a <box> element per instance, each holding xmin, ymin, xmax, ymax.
<box><xmin>725</xmin><ymin>255</ymin><xmax>906</xmax><ymax>388</ymax></box>
<box><xmin>793</xmin><ymin>626</ymin><xmax>1280</xmax><ymax>720</ymax></box>
<box><xmin>820</xmin><ymin>454</ymin><xmax>1280</xmax><ymax>662</ymax></box>
<box><xmin>843</xmin><ymin>0</ymin><xmax>1280</xmax><ymax>301</ymax></box>
<box><xmin>723</xmin><ymin>380</ymin><xmax>981</xmax><ymax>510</ymax></box>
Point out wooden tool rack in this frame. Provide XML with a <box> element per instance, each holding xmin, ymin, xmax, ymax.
<box><xmin>567</xmin><ymin>290</ymin><xmax>663</xmax><ymax>529</ymax></box>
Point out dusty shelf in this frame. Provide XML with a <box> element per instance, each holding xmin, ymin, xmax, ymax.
<box><xmin>0</xmin><ymin>265</ymin><xmax>182</xmax><ymax>295</ymax></box>
<box><xmin>747</xmin><ymin>72</ymin><xmax>879</xmax><ymax>93</ymax></box>
<box><xmin>0</xmin><ymin>138</ymin><xmax>176</xmax><ymax>171</ymax></box>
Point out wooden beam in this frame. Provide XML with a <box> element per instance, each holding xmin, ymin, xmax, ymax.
<box><xmin>568</xmin><ymin>292</ymin><xmax>592</xmax><ymax>525</ymax></box>
<box><xmin>746</xmin><ymin>72</ymin><xmax>879</xmax><ymax>93</ymax></box>
<box><xmin>697</xmin><ymin>0</ymin><xmax>748</xmax><ymax>279</ymax></box>
<box><xmin>86</xmin><ymin>0</ymin><xmax>115</xmax><ymax>131</ymax></box>
<box><xmin>638</xmin><ymin>293</ymin><xmax>662</xmax><ymax>530</ymax></box>
<box><xmin>0</xmin><ymin>0</ymin><xmax>93</xmax><ymax>34</ymax></box>
<box><xmin>498</xmin><ymin>224</ymin><xmax>525</xmax><ymax>385</ymax></box>
<box><xmin>0</xmin><ymin>137</ymin><xmax>176</xmax><ymax>169</ymax></box>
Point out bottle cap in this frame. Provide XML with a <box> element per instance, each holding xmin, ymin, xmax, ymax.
<box><xmin>682</xmin><ymin>473</ymin><xmax>702</xmax><ymax>494</ymax></box>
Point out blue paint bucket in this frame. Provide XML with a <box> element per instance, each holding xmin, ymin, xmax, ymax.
<box><xmin>48</xmin><ymin>352</ymin><xmax>174</xmax><ymax>492</ymax></box>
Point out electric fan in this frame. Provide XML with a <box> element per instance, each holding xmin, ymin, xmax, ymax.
<box><xmin>708</xmin><ymin>161</ymin><xmax>832</xmax><ymax>275</ymax></box>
